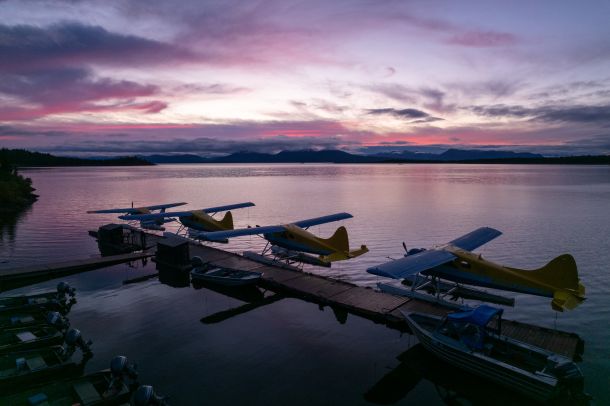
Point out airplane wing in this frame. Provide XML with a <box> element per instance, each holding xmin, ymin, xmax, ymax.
<box><xmin>196</xmin><ymin>212</ymin><xmax>352</xmax><ymax>241</ymax></box>
<box><xmin>449</xmin><ymin>227</ymin><xmax>502</xmax><ymax>251</ymax></box>
<box><xmin>196</xmin><ymin>224</ymin><xmax>286</xmax><ymax>241</ymax></box>
<box><xmin>119</xmin><ymin>202</ymin><xmax>255</xmax><ymax>221</ymax></box>
<box><xmin>367</xmin><ymin>249</ymin><xmax>456</xmax><ymax>279</ymax></box>
<box><xmin>119</xmin><ymin>210</ymin><xmax>195</xmax><ymax>221</ymax></box>
<box><xmin>202</xmin><ymin>202</ymin><xmax>255</xmax><ymax>214</ymax></box>
<box><xmin>87</xmin><ymin>202</ymin><xmax>187</xmax><ymax>214</ymax></box>
<box><xmin>293</xmin><ymin>212</ymin><xmax>353</xmax><ymax>228</ymax></box>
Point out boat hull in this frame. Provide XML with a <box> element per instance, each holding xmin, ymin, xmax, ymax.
<box><xmin>405</xmin><ymin>314</ymin><xmax>558</xmax><ymax>402</ymax></box>
<box><xmin>191</xmin><ymin>267</ymin><xmax>262</xmax><ymax>287</ymax></box>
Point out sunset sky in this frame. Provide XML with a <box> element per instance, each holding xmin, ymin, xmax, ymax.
<box><xmin>1</xmin><ymin>0</ymin><xmax>609</xmax><ymax>156</ymax></box>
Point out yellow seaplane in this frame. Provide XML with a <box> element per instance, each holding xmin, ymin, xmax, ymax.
<box><xmin>367</xmin><ymin>227</ymin><xmax>585</xmax><ymax>311</ymax></box>
<box><xmin>118</xmin><ymin>202</ymin><xmax>255</xmax><ymax>234</ymax></box>
<box><xmin>87</xmin><ymin>202</ymin><xmax>188</xmax><ymax>230</ymax></box>
<box><xmin>194</xmin><ymin>212</ymin><xmax>369</xmax><ymax>267</ymax></box>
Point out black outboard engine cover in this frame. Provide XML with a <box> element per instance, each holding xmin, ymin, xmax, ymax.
<box><xmin>111</xmin><ymin>356</ymin><xmax>128</xmax><ymax>377</ymax></box>
<box><xmin>64</xmin><ymin>328</ymin><xmax>93</xmax><ymax>356</ymax></box>
<box><xmin>132</xmin><ymin>385</ymin><xmax>168</xmax><ymax>406</ymax></box>
<box><xmin>110</xmin><ymin>355</ymin><xmax>138</xmax><ymax>380</ymax></box>
<box><xmin>57</xmin><ymin>282</ymin><xmax>76</xmax><ymax>298</ymax></box>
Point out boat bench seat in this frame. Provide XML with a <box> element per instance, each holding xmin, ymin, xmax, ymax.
<box><xmin>11</xmin><ymin>315</ymin><xmax>36</xmax><ymax>325</ymax></box>
<box><xmin>26</xmin><ymin>356</ymin><xmax>47</xmax><ymax>371</ymax></box>
<box><xmin>16</xmin><ymin>331</ymin><xmax>37</xmax><ymax>342</ymax></box>
<box><xmin>73</xmin><ymin>380</ymin><xmax>102</xmax><ymax>404</ymax></box>
<box><xmin>27</xmin><ymin>392</ymin><xmax>48</xmax><ymax>405</ymax></box>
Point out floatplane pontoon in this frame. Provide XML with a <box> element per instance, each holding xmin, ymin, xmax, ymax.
<box><xmin>368</xmin><ymin>227</ymin><xmax>586</xmax><ymax>311</ymax></box>
<box><xmin>192</xmin><ymin>212</ymin><xmax>368</xmax><ymax>268</ymax></box>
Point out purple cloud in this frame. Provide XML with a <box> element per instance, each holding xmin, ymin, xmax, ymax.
<box><xmin>0</xmin><ymin>67</ymin><xmax>166</xmax><ymax>120</ymax></box>
<box><xmin>0</xmin><ymin>22</ymin><xmax>197</xmax><ymax>73</ymax></box>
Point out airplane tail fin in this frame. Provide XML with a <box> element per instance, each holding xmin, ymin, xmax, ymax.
<box><xmin>218</xmin><ymin>211</ymin><xmax>234</xmax><ymax>230</ymax></box>
<box><xmin>530</xmin><ymin>254</ymin><xmax>585</xmax><ymax>311</ymax></box>
<box><xmin>321</xmin><ymin>226</ymin><xmax>350</xmax><ymax>253</ymax></box>
<box><xmin>319</xmin><ymin>227</ymin><xmax>368</xmax><ymax>263</ymax></box>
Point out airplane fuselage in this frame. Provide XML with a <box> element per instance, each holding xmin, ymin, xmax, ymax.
<box><xmin>179</xmin><ymin>211</ymin><xmax>230</xmax><ymax>232</ymax></box>
<box><xmin>424</xmin><ymin>246</ymin><xmax>555</xmax><ymax>298</ymax></box>
<box><xmin>264</xmin><ymin>225</ymin><xmax>335</xmax><ymax>256</ymax></box>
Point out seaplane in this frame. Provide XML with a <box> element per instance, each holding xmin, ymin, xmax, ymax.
<box><xmin>367</xmin><ymin>227</ymin><xmax>586</xmax><ymax>311</ymax></box>
<box><xmin>87</xmin><ymin>202</ymin><xmax>188</xmax><ymax>230</ymax></box>
<box><xmin>118</xmin><ymin>202</ymin><xmax>255</xmax><ymax>235</ymax></box>
<box><xmin>193</xmin><ymin>212</ymin><xmax>369</xmax><ymax>267</ymax></box>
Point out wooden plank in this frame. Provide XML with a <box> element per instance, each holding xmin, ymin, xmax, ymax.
<box><xmin>257</xmin><ymin>267</ymin><xmax>305</xmax><ymax>284</ymax></box>
<box><xmin>211</xmin><ymin>256</ymin><xmax>267</xmax><ymax>271</ymax></box>
<box><xmin>277</xmin><ymin>274</ymin><xmax>355</xmax><ymax>299</ymax></box>
<box><xmin>189</xmin><ymin>245</ymin><xmax>234</xmax><ymax>263</ymax></box>
<box><xmin>330</xmin><ymin>287</ymin><xmax>410</xmax><ymax>315</ymax></box>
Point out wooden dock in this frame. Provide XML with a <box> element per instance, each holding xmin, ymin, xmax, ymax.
<box><xmin>110</xmin><ymin>228</ymin><xmax>583</xmax><ymax>360</ymax></box>
<box><xmin>0</xmin><ymin>252</ymin><xmax>152</xmax><ymax>292</ymax></box>
<box><xmin>192</xmin><ymin>244</ymin><xmax>583</xmax><ymax>359</ymax></box>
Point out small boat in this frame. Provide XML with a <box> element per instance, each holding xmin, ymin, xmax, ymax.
<box><xmin>0</xmin><ymin>309</ymin><xmax>70</xmax><ymax>330</ymax></box>
<box><xmin>0</xmin><ymin>369</ymin><xmax>131</xmax><ymax>405</ymax></box>
<box><xmin>190</xmin><ymin>257</ymin><xmax>262</xmax><ymax>286</ymax></box>
<box><xmin>0</xmin><ymin>282</ymin><xmax>76</xmax><ymax>314</ymax></box>
<box><xmin>0</xmin><ymin>345</ymin><xmax>89</xmax><ymax>390</ymax></box>
<box><xmin>0</xmin><ymin>325</ymin><xmax>64</xmax><ymax>354</ymax></box>
<box><xmin>402</xmin><ymin>305</ymin><xmax>586</xmax><ymax>402</ymax></box>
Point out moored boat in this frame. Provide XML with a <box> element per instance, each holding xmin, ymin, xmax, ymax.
<box><xmin>190</xmin><ymin>257</ymin><xmax>262</xmax><ymax>286</ymax></box>
<box><xmin>0</xmin><ymin>325</ymin><xmax>64</xmax><ymax>354</ymax></box>
<box><xmin>0</xmin><ymin>282</ymin><xmax>76</xmax><ymax>314</ymax></box>
<box><xmin>402</xmin><ymin>305</ymin><xmax>586</xmax><ymax>402</ymax></box>
<box><xmin>0</xmin><ymin>345</ymin><xmax>89</xmax><ymax>390</ymax></box>
<box><xmin>0</xmin><ymin>309</ymin><xmax>70</xmax><ymax>330</ymax></box>
<box><xmin>0</xmin><ymin>369</ymin><xmax>131</xmax><ymax>405</ymax></box>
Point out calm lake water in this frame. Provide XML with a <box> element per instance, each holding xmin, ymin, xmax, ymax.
<box><xmin>1</xmin><ymin>164</ymin><xmax>609</xmax><ymax>404</ymax></box>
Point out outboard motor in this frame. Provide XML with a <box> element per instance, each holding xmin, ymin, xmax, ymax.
<box><xmin>107</xmin><ymin>355</ymin><xmax>139</xmax><ymax>394</ymax></box>
<box><xmin>103</xmin><ymin>355</ymin><xmax>138</xmax><ymax>398</ymax></box>
<box><xmin>546</xmin><ymin>355</ymin><xmax>586</xmax><ymax>397</ymax></box>
<box><xmin>62</xmin><ymin>328</ymin><xmax>93</xmax><ymax>359</ymax></box>
<box><xmin>56</xmin><ymin>282</ymin><xmax>76</xmax><ymax>299</ymax></box>
<box><xmin>46</xmin><ymin>311</ymin><xmax>70</xmax><ymax>332</ymax></box>
<box><xmin>132</xmin><ymin>385</ymin><xmax>169</xmax><ymax>406</ymax></box>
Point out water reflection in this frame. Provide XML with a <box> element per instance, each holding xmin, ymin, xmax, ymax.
<box><xmin>365</xmin><ymin>344</ymin><xmax>533</xmax><ymax>405</ymax></box>
<box><xmin>0</xmin><ymin>205</ymin><xmax>31</xmax><ymax>244</ymax></box>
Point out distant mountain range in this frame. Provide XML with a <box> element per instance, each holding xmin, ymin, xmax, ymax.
<box><xmin>3</xmin><ymin>148</ymin><xmax>608</xmax><ymax>167</ymax></box>
<box><xmin>142</xmin><ymin>148</ymin><xmax>548</xmax><ymax>164</ymax></box>
<box><xmin>143</xmin><ymin>149</ymin><xmax>379</xmax><ymax>163</ymax></box>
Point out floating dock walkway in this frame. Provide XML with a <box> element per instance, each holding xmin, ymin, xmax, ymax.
<box><xmin>0</xmin><ymin>251</ymin><xmax>152</xmax><ymax>292</ymax></box>
<box><xmin>114</xmin><ymin>227</ymin><xmax>584</xmax><ymax>361</ymax></box>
